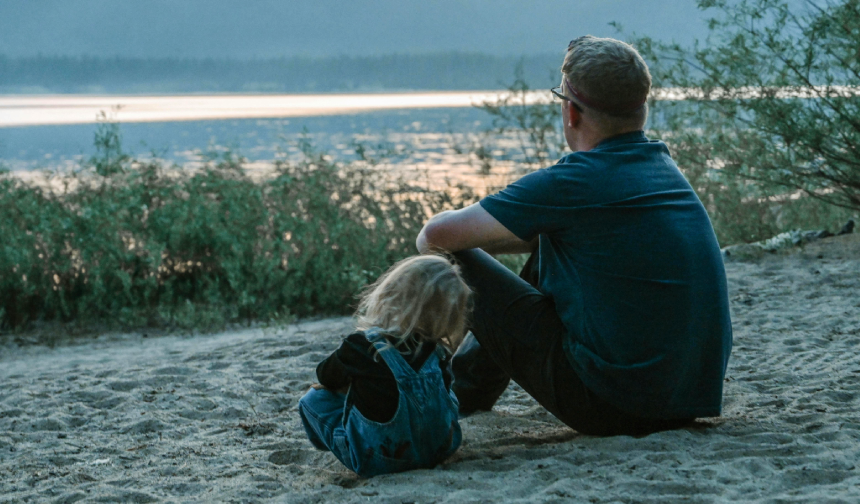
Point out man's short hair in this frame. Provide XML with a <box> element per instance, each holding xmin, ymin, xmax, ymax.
<box><xmin>562</xmin><ymin>36</ymin><xmax>651</xmax><ymax>127</ymax></box>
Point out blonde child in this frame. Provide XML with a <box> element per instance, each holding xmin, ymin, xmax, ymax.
<box><xmin>298</xmin><ymin>254</ymin><xmax>471</xmax><ymax>477</ymax></box>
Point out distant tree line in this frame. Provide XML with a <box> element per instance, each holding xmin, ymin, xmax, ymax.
<box><xmin>0</xmin><ymin>53</ymin><xmax>561</xmax><ymax>94</ymax></box>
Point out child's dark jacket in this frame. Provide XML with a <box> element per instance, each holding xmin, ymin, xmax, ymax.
<box><xmin>316</xmin><ymin>331</ymin><xmax>453</xmax><ymax>423</ymax></box>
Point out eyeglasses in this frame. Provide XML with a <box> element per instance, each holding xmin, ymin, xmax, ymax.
<box><xmin>550</xmin><ymin>85</ymin><xmax>584</xmax><ymax>112</ymax></box>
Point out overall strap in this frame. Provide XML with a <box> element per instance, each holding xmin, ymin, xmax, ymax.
<box><xmin>364</xmin><ymin>330</ymin><xmax>423</xmax><ymax>381</ymax></box>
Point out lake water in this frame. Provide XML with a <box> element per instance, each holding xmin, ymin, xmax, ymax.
<box><xmin>0</xmin><ymin>91</ymin><xmax>547</xmax><ymax>192</ymax></box>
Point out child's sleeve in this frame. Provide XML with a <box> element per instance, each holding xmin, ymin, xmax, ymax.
<box><xmin>315</xmin><ymin>332</ymin><xmax>374</xmax><ymax>390</ymax></box>
<box><xmin>315</xmin><ymin>346</ymin><xmax>350</xmax><ymax>390</ymax></box>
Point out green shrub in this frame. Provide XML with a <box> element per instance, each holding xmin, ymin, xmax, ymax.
<box><xmin>478</xmin><ymin>65</ymin><xmax>567</xmax><ymax>176</ymax></box>
<box><xmin>636</xmin><ymin>0</ymin><xmax>860</xmax><ymax>242</ymax></box>
<box><xmin>0</xmin><ymin>126</ymin><xmax>476</xmax><ymax>333</ymax></box>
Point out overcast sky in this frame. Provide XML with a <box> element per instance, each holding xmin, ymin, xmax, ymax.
<box><xmin>0</xmin><ymin>0</ymin><xmax>713</xmax><ymax>59</ymax></box>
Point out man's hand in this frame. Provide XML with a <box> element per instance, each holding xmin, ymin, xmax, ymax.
<box><xmin>416</xmin><ymin>203</ymin><xmax>535</xmax><ymax>254</ymax></box>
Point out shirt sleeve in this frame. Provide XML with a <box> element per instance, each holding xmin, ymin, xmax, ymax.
<box><xmin>479</xmin><ymin>166</ymin><xmax>569</xmax><ymax>241</ymax></box>
<box><xmin>315</xmin><ymin>333</ymin><xmax>375</xmax><ymax>390</ymax></box>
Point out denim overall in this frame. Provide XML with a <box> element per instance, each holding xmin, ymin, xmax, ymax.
<box><xmin>299</xmin><ymin>331</ymin><xmax>462</xmax><ymax>477</ymax></box>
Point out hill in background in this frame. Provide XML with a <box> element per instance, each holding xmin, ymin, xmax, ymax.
<box><xmin>0</xmin><ymin>53</ymin><xmax>562</xmax><ymax>94</ymax></box>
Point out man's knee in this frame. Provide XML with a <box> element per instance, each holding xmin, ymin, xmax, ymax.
<box><xmin>450</xmin><ymin>332</ymin><xmax>510</xmax><ymax>414</ymax></box>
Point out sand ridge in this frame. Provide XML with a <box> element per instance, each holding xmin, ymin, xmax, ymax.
<box><xmin>2</xmin><ymin>233</ymin><xmax>860</xmax><ymax>503</ymax></box>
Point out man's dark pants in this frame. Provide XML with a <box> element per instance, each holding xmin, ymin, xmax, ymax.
<box><xmin>451</xmin><ymin>248</ymin><xmax>692</xmax><ymax>436</ymax></box>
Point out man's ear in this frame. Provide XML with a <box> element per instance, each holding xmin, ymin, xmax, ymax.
<box><xmin>567</xmin><ymin>102</ymin><xmax>581</xmax><ymax>128</ymax></box>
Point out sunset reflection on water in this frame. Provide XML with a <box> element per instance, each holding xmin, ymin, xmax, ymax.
<box><xmin>0</xmin><ymin>91</ymin><xmax>542</xmax><ymax>128</ymax></box>
<box><xmin>0</xmin><ymin>91</ymin><xmax>571</xmax><ymax>197</ymax></box>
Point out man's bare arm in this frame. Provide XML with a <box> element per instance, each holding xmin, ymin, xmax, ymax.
<box><xmin>416</xmin><ymin>203</ymin><xmax>536</xmax><ymax>254</ymax></box>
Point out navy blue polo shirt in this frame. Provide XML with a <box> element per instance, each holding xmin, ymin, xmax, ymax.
<box><xmin>480</xmin><ymin>131</ymin><xmax>732</xmax><ymax>419</ymax></box>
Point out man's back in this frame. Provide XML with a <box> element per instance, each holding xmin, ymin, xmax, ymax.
<box><xmin>417</xmin><ymin>36</ymin><xmax>732</xmax><ymax>434</ymax></box>
<box><xmin>480</xmin><ymin>131</ymin><xmax>733</xmax><ymax>419</ymax></box>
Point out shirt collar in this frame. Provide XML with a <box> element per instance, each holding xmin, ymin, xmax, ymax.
<box><xmin>593</xmin><ymin>130</ymin><xmax>648</xmax><ymax>151</ymax></box>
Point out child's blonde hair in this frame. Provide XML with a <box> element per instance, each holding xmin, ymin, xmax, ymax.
<box><xmin>355</xmin><ymin>254</ymin><xmax>471</xmax><ymax>352</ymax></box>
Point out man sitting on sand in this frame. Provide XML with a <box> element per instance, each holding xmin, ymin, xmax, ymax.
<box><xmin>416</xmin><ymin>36</ymin><xmax>733</xmax><ymax>436</ymax></box>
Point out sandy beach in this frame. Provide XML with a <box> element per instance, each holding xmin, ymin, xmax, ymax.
<box><xmin>2</xmin><ymin>232</ymin><xmax>859</xmax><ymax>503</ymax></box>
